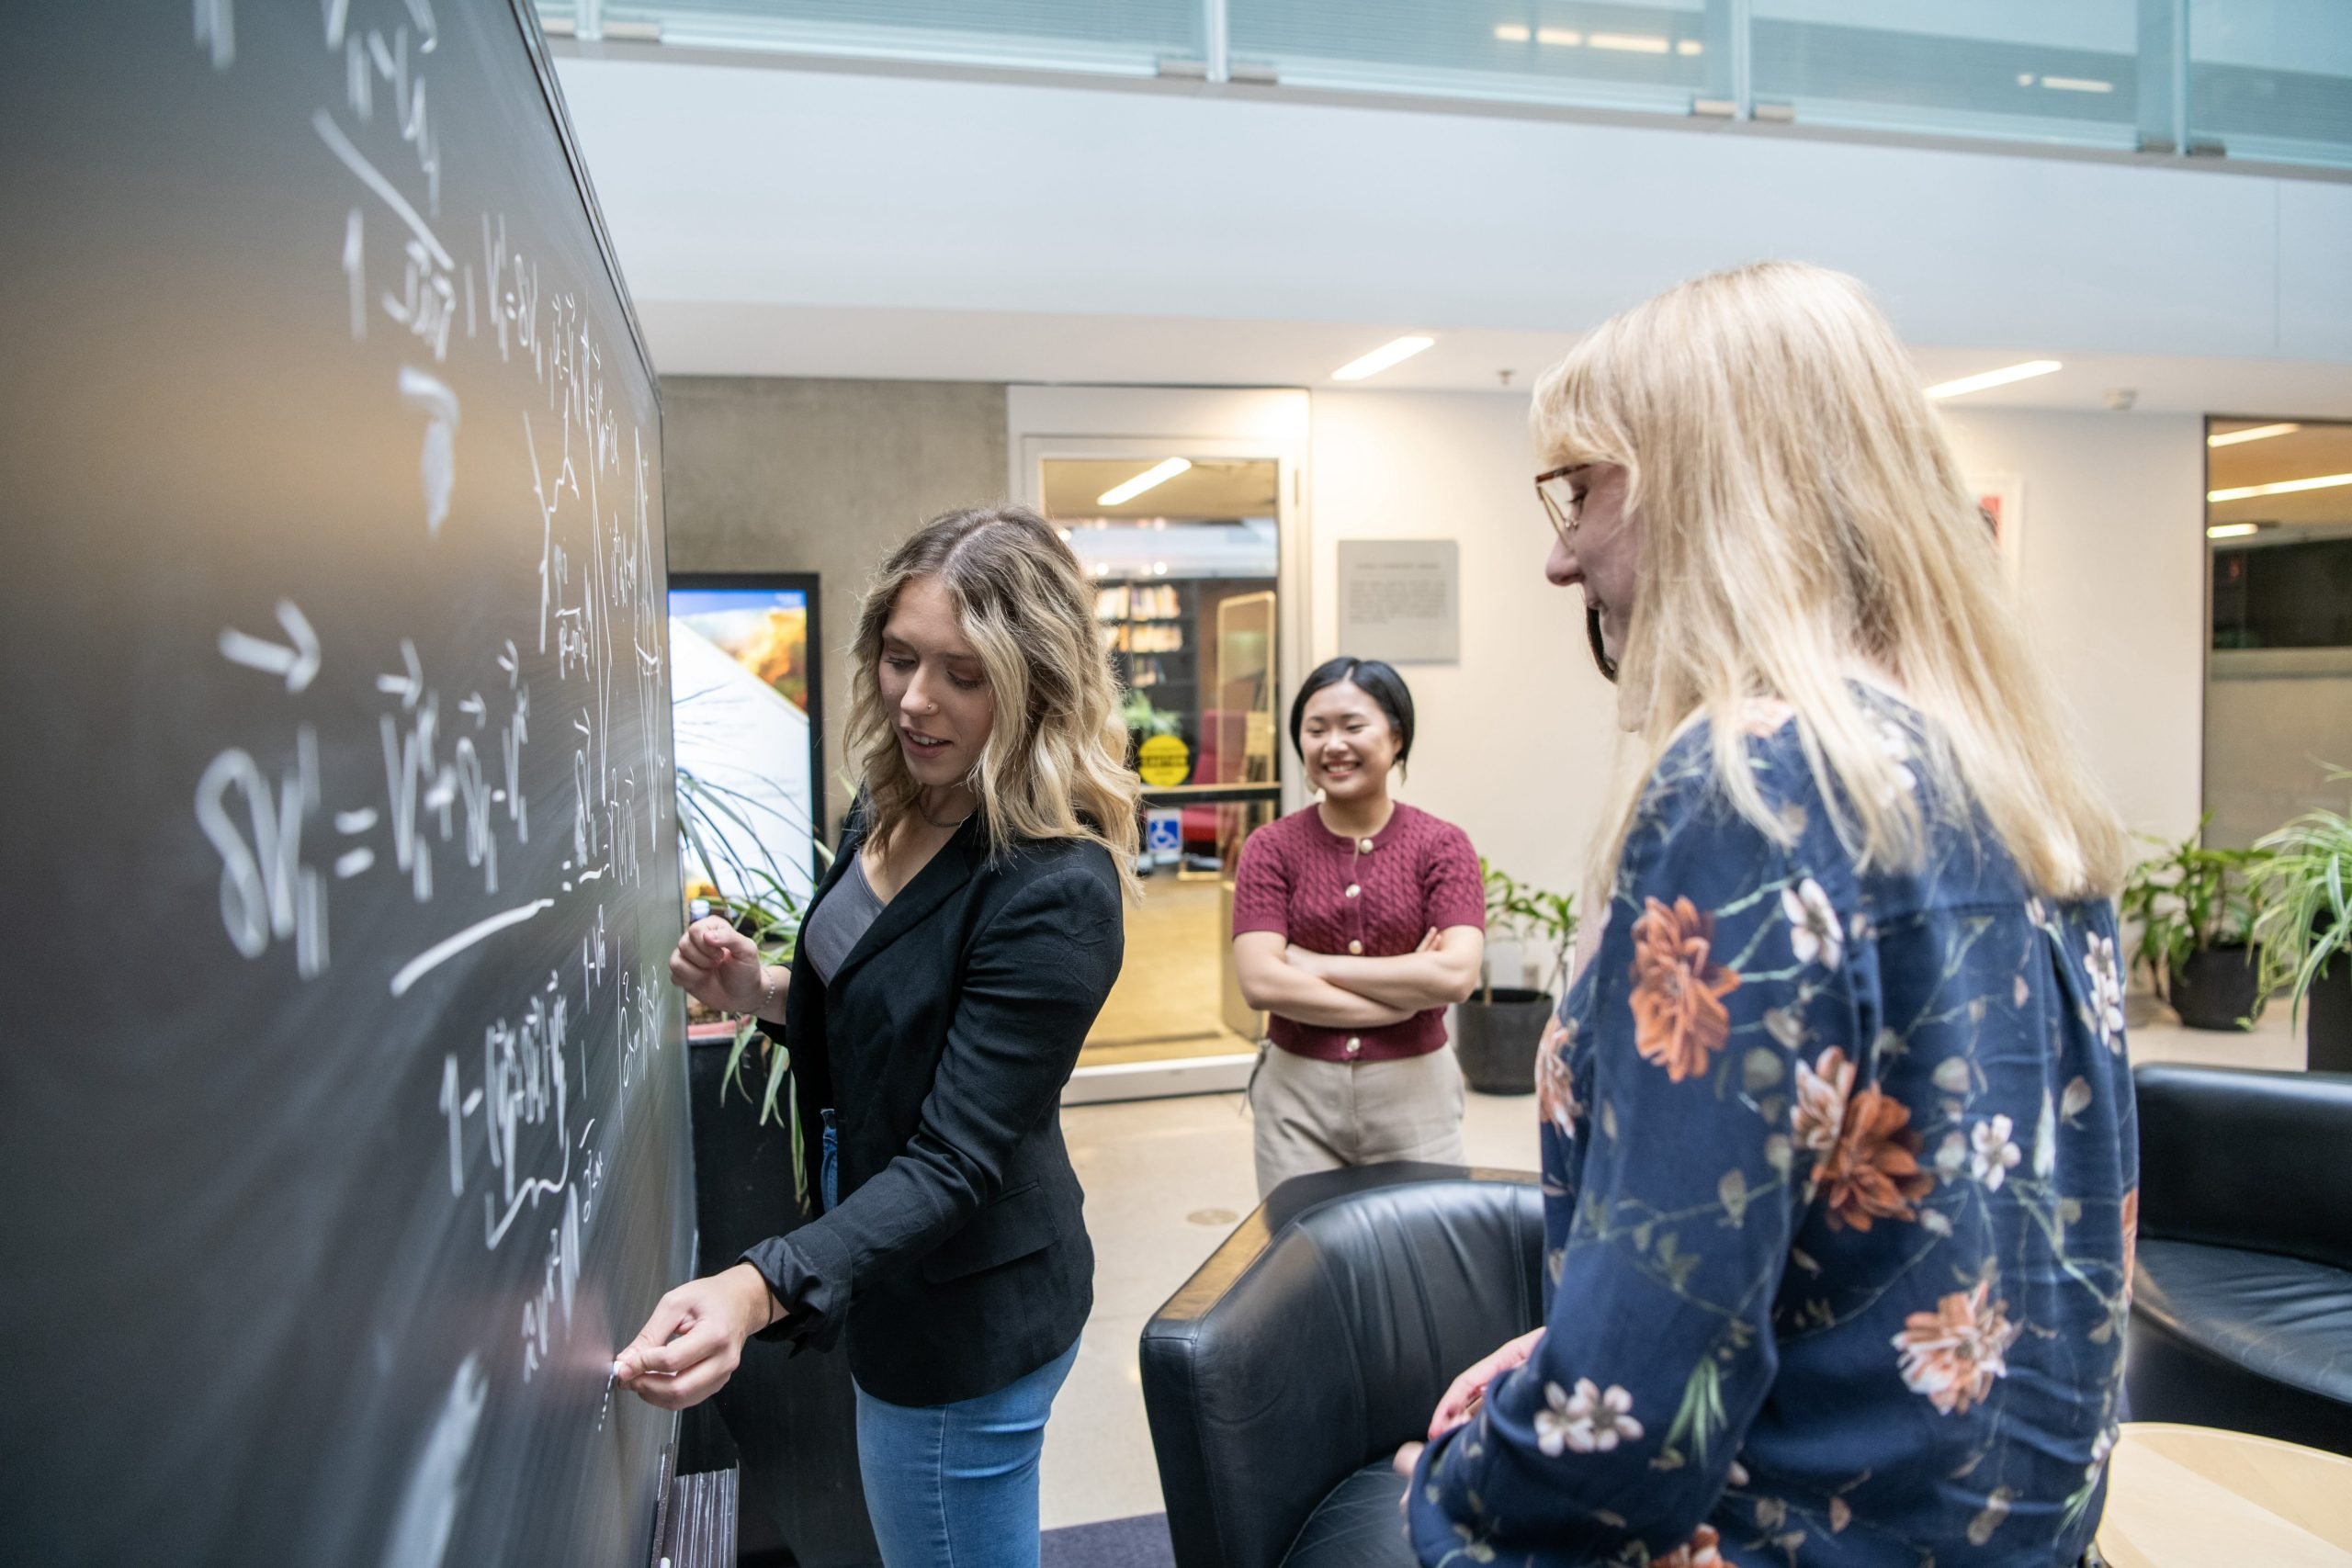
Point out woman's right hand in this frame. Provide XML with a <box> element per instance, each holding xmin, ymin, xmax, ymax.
<box><xmin>1428</xmin><ymin>1327</ymin><xmax>1545</xmax><ymax>1439</ymax></box>
<box><xmin>669</xmin><ymin>915</ymin><xmax>769</xmax><ymax>1017</ymax></box>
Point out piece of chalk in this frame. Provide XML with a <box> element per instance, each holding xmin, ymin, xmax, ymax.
<box><xmin>612</xmin><ymin>1359</ymin><xmax>627</xmax><ymax>1381</ymax></box>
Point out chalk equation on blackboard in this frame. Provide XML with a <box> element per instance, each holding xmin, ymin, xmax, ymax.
<box><xmin>181</xmin><ymin>0</ymin><xmax>682</xmax><ymax>1490</ymax></box>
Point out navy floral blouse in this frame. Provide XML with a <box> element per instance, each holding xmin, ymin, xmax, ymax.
<box><xmin>1408</xmin><ymin>698</ymin><xmax>2140</xmax><ymax>1567</ymax></box>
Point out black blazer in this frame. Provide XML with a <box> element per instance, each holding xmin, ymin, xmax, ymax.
<box><xmin>741</xmin><ymin>805</ymin><xmax>1124</xmax><ymax>1406</ymax></box>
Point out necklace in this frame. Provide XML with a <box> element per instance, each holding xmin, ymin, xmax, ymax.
<box><xmin>917</xmin><ymin>789</ymin><xmax>977</xmax><ymax>829</ymax></box>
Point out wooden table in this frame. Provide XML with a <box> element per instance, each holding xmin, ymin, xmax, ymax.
<box><xmin>2097</xmin><ymin>1423</ymin><xmax>2352</xmax><ymax>1566</ymax></box>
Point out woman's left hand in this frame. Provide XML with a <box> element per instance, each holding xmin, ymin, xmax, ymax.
<box><xmin>613</xmin><ymin>1262</ymin><xmax>777</xmax><ymax>1410</ymax></box>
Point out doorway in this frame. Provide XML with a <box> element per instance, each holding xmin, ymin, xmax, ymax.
<box><xmin>2203</xmin><ymin>416</ymin><xmax>2352</xmax><ymax>848</ymax></box>
<box><xmin>1039</xmin><ymin>456</ymin><xmax>1286</xmax><ymax>1077</ymax></box>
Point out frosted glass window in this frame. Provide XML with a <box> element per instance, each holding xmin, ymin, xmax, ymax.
<box><xmin>1228</xmin><ymin>0</ymin><xmax>1723</xmax><ymax>111</ymax></box>
<box><xmin>2188</xmin><ymin>0</ymin><xmax>2352</xmax><ymax>166</ymax></box>
<box><xmin>594</xmin><ymin>1</ymin><xmax>1199</xmax><ymax>73</ymax></box>
<box><xmin>1751</xmin><ymin>0</ymin><xmax>2143</xmax><ymax>150</ymax></box>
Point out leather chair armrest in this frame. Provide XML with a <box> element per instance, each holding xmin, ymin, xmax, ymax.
<box><xmin>1140</xmin><ymin>1162</ymin><xmax>1544</xmax><ymax>1568</ymax></box>
<box><xmin>2133</xmin><ymin>1064</ymin><xmax>2352</xmax><ymax>1272</ymax></box>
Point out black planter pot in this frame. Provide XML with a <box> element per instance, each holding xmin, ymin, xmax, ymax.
<box><xmin>2165</xmin><ymin>943</ymin><xmax>2263</xmax><ymax>1032</ymax></box>
<box><xmin>2307</xmin><ymin>953</ymin><xmax>2352</xmax><ymax>1073</ymax></box>
<box><xmin>687</xmin><ymin>1036</ymin><xmax>882</xmax><ymax>1568</ymax></box>
<box><xmin>1454</xmin><ymin>987</ymin><xmax>1556</xmax><ymax>1095</ymax></box>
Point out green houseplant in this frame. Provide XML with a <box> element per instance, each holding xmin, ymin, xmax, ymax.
<box><xmin>2117</xmin><ymin>818</ymin><xmax>2268</xmax><ymax>1032</ymax></box>
<box><xmin>2252</xmin><ymin>776</ymin><xmax>2352</xmax><ymax>1072</ymax></box>
<box><xmin>1455</xmin><ymin>859</ymin><xmax>1577</xmax><ymax>1095</ymax></box>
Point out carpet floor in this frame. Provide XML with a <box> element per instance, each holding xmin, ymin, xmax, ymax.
<box><xmin>1040</xmin><ymin>1513</ymin><xmax>1178</xmax><ymax>1568</ymax></box>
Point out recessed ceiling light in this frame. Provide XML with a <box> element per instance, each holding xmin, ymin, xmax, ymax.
<box><xmin>1677</xmin><ymin>39</ymin><xmax>1703</xmax><ymax>55</ymax></box>
<box><xmin>1536</xmin><ymin>27</ymin><xmax>1581</xmax><ymax>46</ymax></box>
<box><xmin>1493</xmin><ymin>23</ymin><xmax>1530</xmax><ymax>41</ymax></box>
<box><xmin>2206</xmin><ymin>523</ymin><xmax>2261</xmax><ymax>539</ymax></box>
<box><xmin>2041</xmin><ymin>76</ymin><xmax>2114</xmax><ymax>94</ymax></box>
<box><xmin>2208</xmin><ymin>472</ymin><xmax>2352</xmax><ymax>503</ymax></box>
<box><xmin>1097</xmin><ymin>457</ymin><xmax>1193</xmax><ymax>507</ymax></box>
<box><xmin>1924</xmin><ymin>360</ymin><xmax>2063</xmax><ymax>400</ymax></box>
<box><xmin>2208</xmin><ymin>423</ymin><xmax>2302</xmax><ymax>447</ymax></box>
<box><xmin>1331</xmin><ymin>335</ymin><xmax>1436</xmax><ymax>381</ymax></box>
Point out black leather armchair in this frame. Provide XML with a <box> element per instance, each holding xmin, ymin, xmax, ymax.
<box><xmin>2127</xmin><ymin>1064</ymin><xmax>2352</xmax><ymax>1456</ymax></box>
<box><xmin>1139</xmin><ymin>1162</ymin><xmax>1544</xmax><ymax>1568</ymax></box>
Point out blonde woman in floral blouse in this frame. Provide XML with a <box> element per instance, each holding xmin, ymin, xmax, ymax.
<box><xmin>1399</xmin><ymin>263</ymin><xmax>2139</xmax><ymax>1568</ymax></box>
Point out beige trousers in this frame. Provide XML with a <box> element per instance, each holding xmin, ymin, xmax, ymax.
<box><xmin>1248</xmin><ymin>1043</ymin><xmax>1469</xmax><ymax>1200</ymax></box>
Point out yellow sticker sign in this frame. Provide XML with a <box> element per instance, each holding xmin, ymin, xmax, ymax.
<box><xmin>1137</xmin><ymin>733</ymin><xmax>1192</xmax><ymax>787</ymax></box>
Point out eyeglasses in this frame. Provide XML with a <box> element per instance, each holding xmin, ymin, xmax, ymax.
<box><xmin>1534</xmin><ymin>464</ymin><xmax>1590</xmax><ymax>550</ymax></box>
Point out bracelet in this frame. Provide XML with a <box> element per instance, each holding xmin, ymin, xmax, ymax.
<box><xmin>758</xmin><ymin>966</ymin><xmax>781</xmax><ymax>1019</ymax></box>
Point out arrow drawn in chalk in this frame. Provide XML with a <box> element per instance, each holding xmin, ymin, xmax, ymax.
<box><xmin>218</xmin><ymin>600</ymin><xmax>322</xmax><ymax>693</ymax></box>
<box><xmin>377</xmin><ymin>638</ymin><xmax>424</xmax><ymax>708</ymax></box>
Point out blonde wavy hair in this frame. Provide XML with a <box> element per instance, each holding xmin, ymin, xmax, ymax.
<box><xmin>1532</xmin><ymin>261</ymin><xmax>2126</xmax><ymax>900</ymax></box>
<box><xmin>845</xmin><ymin>504</ymin><xmax>1142</xmax><ymax>898</ymax></box>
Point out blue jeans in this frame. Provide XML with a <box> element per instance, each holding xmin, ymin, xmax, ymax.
<box><xmin>853</xmin><ymin>1335</ymin><xmax>1081</xmax><ymax>1568</ymax></box>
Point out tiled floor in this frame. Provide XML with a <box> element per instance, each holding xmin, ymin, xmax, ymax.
<box><xmin>1038</xmin><ymin>1007</ymin><xmax>2310</xmax><ymax>1529</ymax></box>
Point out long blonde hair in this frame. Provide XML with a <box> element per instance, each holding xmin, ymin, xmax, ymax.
<box><xmin>845</xmin><ymin>504</ymin><xmax>1142</xmax><ymax>898</ymax></box>
<box><xmin>1532</xmin><ymin>261</ymin><xmax>2126</xmax><ymax>900</ymax></box>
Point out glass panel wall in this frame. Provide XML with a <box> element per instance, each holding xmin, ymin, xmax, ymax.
<box><xmin>2189</xmin><ymin>0</ymin><xmax>2352</xmax><ymax>167</ymax></box>
<box><xmin>2203</xmin><ymin>417</ymin><xmax>2352</xmax><ymax>848</ymax></box>
<box><xmin>597</xmin><ymin>0</ymin><xmax>1196</xmax><ymax>74</ymax></box>
<box><xmin>540</xmin><ymin>0</ymin><xmax>2352</xmax><ymax>169</ymax></box>
<box><xmin>1751</xmin><ymin>0</ymin><xmax>2144</xmax><ymax>150</ymax></box>
<box><xmin>1228</xmin><ymin>0</ymin><xmax>1724</xmax><ymax>113</ymax></box>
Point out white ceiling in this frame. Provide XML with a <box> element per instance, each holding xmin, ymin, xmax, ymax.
<box><xmin>637</xmin><ymin>298</ymin><xmax>2352</xmax><ymax>416</ymax></box>
<box><xmin>552</xmin><ymin>49</ymin><xmax>2352</xmax><ymax>416</ymax></box>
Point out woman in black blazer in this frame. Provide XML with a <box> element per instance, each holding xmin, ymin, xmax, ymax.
<box><xmin>617</xmin><ymin>505</ymin><xmax>1138</xmax><ymax>1568</ymax></box>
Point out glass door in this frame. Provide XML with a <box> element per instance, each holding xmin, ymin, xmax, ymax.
<box><xmin>1038</xmin><ymin>456</ymin><xmax>1285</xmax><ymax>1073</ymax></box>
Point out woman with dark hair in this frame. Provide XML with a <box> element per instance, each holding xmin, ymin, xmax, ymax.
<box><xmin>615</xmin><ymin>504</ymin><xmax>1137</xmax><ymax>1568</ymax></box>
<box><xmin>1229</xmin><ymin>656</ymin><xmax>1486</xmax><ymax>1197</ymax></box>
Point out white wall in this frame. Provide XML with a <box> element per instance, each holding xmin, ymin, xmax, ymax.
<box><xmin>1939</xmin><ymin>408</ymin><xmax>2209</xmax><ymax>841</ymax></box>
<box><xmin>1304</xmin><ymin>393</ymin><xmax>2211</xmax><ymax>918</ymax></box>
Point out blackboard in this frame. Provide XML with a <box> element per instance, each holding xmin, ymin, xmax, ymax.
<box><xmin>0</xmin><ymin>5</ymin><xmax>694</xmax><ymax>1564</ymax></box>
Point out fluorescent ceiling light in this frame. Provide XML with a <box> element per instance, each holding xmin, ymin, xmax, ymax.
<box><xmin>2041</xmin><ymin>76</ymin><xmax>2114</xmax><ymax>94</ymax></box>
<box><xmin>2209</xmin><ymin>423</ymin><xmax>2302</xmax><ymax>447</ymax></box>
<box><xmin>1493</xmin><ymin>23</ymin><xmax>1530</xmax><ymax>41</ymax></box>
<box><xmin>1536</xmin><ymin>27</ymin><xmax>1581</xmax><ymax>46</ymax></box>
<box><xmin>1097</xmin><ymin>457</ymin><xmax>1193</xmax><ymax>507</ymax></box>
<box><xmin>2206</xmin><ymin>523</ymin><xmax>2261</xmax><ymax>539</ymax></box>
<box><xmin>1589</xmin><ymin>32</ymin><xmax>1669</xmax><ymax>53</ymax></box>
<box><xmin>1331</xmin><ymin>335</ymin><xmax>1436</xmax><ymax>381</ymax></box>
<box><xmin>1678</xmin><ymin>39</ymin><xmax>1704</xmax><ymax>55</ymax></box>
<box><xmin>2208</xmin><ymin>472</ymin><xmax>2352</xmax><ymax>503</ymax></box>
<box><xmin>1924</xmin><ymin>360</ymin><xmax>2063</xmax><ymax>400</ymax></box>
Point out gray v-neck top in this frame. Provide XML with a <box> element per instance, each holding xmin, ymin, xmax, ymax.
<box><xmin>802</xmin><ymin>852</ymin><xmax>886</xmax><ymax>986</ymax></box>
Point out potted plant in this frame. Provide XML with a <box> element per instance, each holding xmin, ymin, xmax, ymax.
<box><xmin>2117</xmin><ymin>818</ymin><xmax>2268</xmax><ymax>1032</ymax></box>
<box><xmin>2252</xmin><ymin>778</ymin><xmax>2352</xmax><ymax>1073</ymax></box>
<box><xmin>1454</xmin><ymin>859</ymin><xmax>1576</xmax><ymax>1095</ymax></box>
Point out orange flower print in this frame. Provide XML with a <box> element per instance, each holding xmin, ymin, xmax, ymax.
<box><xmin>1815</xmin><ymin>1088</ymin><xmax>1934</xmax><ymax>1231</ymax></box>
<box><xmin>2120</xmin><ymin>1186</ymin><xmax>2139</xmax><ymax>1303</ymax></box>
<box><xmin>1630</xmin><ymin>897</ymin><xmax>1740</xmax><ymax>1083</ymax></box>
<box><xmin>1653</xmin><ymin>1524</ymin><xmax>1726</xmax><ymax>1567</ymax></box>
<box><xmin>1790</xmin><ymin>1046</ymin><xmax>1856</xmax><ymax>1156</ymax></box>
<box><xmin>1893</xmin><ymin>1280</ymin><xmax>2018</xmax><ymax>1415</ymax></box>
<box><xmin>1535</xmin><ymin>1013</ymin><xmax>1580</xmax><ymax>1136</ymax></box>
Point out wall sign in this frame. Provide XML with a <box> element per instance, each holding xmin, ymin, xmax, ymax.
<box><xmin>1337</xmin><ymin>539</ymin><xmax>1460</xmax><ymax>663</ymax></box>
